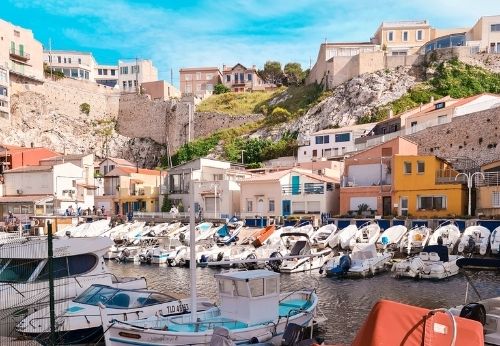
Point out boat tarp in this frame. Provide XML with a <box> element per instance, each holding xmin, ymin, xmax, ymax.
<box><xmin>352</xmin><ymin>299</ymin><xmax>483</xmax><ymax>346</ymax></box>
<box><xmin>351</xmin><ymin>243</ymin><xmax>377</xmax><ymax>260</ymax></box>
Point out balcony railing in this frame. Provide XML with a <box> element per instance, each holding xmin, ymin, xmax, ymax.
<box><xmin>282</xmin><ymin>183</ymin><xmax>331</xmax><ymax>195</ymax></box>
<box><xmin>477</xmin><ymin>172</ymin><xmax>500</xmax><ymax>187</ymax></box>
<box><xmin>435</xmin><ymin>170</ymin><xmax>462</xmax><ymax>184</ymax></box>
<box><xmin>9</xmin><ymin>48</ymin><xmax>30</xmax><ymax>61</ymax></box>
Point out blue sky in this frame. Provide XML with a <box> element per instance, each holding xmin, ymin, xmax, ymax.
<box><xmin>2</xmin><ymin>0</ymin><xmax>499</xmax><ymax>85</ymax></box>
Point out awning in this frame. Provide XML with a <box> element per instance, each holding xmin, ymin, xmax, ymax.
<box><xmin>77</xmin><ymin>183</ymin><xmax>98</xmax><ymax>190</ymax></box>
<box><xmin>0</xmin><ymin>195</ymin><xmax>53</xmax><ymax>204</ymax></box>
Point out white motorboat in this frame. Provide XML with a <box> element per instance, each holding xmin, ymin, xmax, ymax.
<box><xmin>58</xmin><ymin>219</ymin><xmax>111</xmax><ymax>237</ymax></box>
<box><xmin>141</xmin><ymin>238</ymin><xmax>184</xmax><ymax>264</ymax></box>
<box><xmin>100</xmin><ymin>270</ymin><xmax>319</xmax><ymax>346</ymax></box>
<box><xmin>0</xmin><ymin>236</ymin><xmax>146</xmax><ymax>336</ymax></box>
<box><xmin>392</xmin><ymin>246</ymin><xmax>463</xmax><ymax>280</ymax></box>
<box><xmin>279</xmin><ymin>233</ymin><xmax>333</xmax><ymax>274</ymax></box>
<box><xmin>17</xmin><ymin>284</ymin><xmax>214</xmax><ymax>345</ymax></box>
<box><xmin>116</xmin><ymin>237</ymin><xmax>159</xmax><ymax>262</ymax></box>
<box><xmin>376</xmin><ymin>225</ymin><xmax>408</xmax><ymax>250</ymax></box>
<box><xmin>491</xmin><ymin>226</ymin><xmax>500</xmax><ymax>255</ymax></box>
<box><xmin>399</xmin><ymin>225</ymin><xmax>432</xmax><ymax>255</ymax></box>
<box><xmin>214</xmin><ymin>221</ymin><xmax>245</xmax><ymax>245</ymax></box>
<box><xmin>322</xmin><ymin>243</ymin><xmax>392</xmax><ymax>277</ymax></box>
<box><xmin>338</xmin><ymin>224</ymin><xmax>359</xmax><ymax>249</ymax></box>
<box><xmin>428</xmin><ymin>221</ymin><xmax>461</xmax><ymax>253</ymax></box>
<box><xmin>310</xmin><ymin>224</ymin><xmax>339</xmax><ymax>249</ymax></box>
<box><xmin>348</xmin><ymin>222</ymin><xmax>380</xmax><ymax>250</ymax></box>
<box><xmin>280</xmin><ymin>222</ymin><xmax>315</xmax><ymax>248</ymax></box>
<box><xmin>457</xmin><ymin>225</ymin><xmax>491</xmax><ymax>255</ymax></box>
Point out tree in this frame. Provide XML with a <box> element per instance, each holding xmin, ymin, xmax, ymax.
<box><xmin>283</xmin><ymin>62</ymin><xmax>305</xmax><ymax>86</ymax></box>
<box><xmin>259</xmin><ymin>61</ymin><xmax>284</xmax><ymax>85</ymax></box>
<box><xmin>214</xmin><ymin>83</ymin><xmax>230</xmax><ymax>94</ymax></box>
<box><xmin>161</xmin><ymin>195</ymin><xmax>173</xmax><ymax>212</ymax></box>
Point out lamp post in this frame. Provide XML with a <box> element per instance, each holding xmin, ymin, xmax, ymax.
<box><xmin>455</xmin><ymin>171</ymin><xmax>484</xmax><ymax>216</ymax></box>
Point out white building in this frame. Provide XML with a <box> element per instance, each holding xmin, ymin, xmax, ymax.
<box><xmin>44</xmin><ymin>50</ymin><xmax>97</xmax><ymax>81</ymax></box>
<box><xmin>298</xmin><ymin>123</ymin><xmax>376</xmax><ymax>163</ymax></box>
<box><xmin>166</xmin><ymin>158</ymin><xmax>251</xmax><ymax>218</ymax></box>
<box><xmin>95</xmin><ymin>64</ymin><xmax>119</xmax><ymax>88</ymax></box>
<box><xmin>118</xmin><ymin>59</ymin><xmax>158</xmax><ymax>93</ymax></box>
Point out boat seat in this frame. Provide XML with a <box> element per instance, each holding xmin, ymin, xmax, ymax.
<box><xmin>428</xmin><ymin>252</ymin><xmax>441</xmax><ymax>262</ymax></box>
<box><xmin>419</xmin><ymin>252</ymin><xmax>429</xmax><ymax>261</ymax></box>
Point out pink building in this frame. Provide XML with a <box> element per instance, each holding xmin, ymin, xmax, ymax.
<box><xmin>222</xmin><ymin>63</ymin><xmax>264</xmax><ymax>92</ymax></box>
<box><xmin>179</xmin><ymin>67</ymin><xmax>222</xmax><ymax>98</ymax></box>
<box><xmin>340</xmin><ymin>137</ymin><xmax>418</xmax><ymax>216</ymax></box>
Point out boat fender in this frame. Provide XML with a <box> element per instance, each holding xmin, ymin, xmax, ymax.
<box><xmin>339</xmin><ymin>255</ymin><xmax>351</xmax><ymax>273</ymax></box>
<box><xmin>249</xmin><ymin>331</ymin><xmax>273</xmax><ymax>343</ymax></box>
<box><xmin>460</xmin><ymin>303</ymin><xmax>486</xmax><ymax>325</ymax></box>
<box><xmin>457</xmin><ymin>242</ymin><xmax>465</xmax><ymax>253</ymax></box>
<box><xmin>479</xmin><ymin>244</ymin><xmax>487</xmax><ymax>256</ymax></box>
<box><xmin>217</xmin><ymin>252</ymin><xmax>224</xmax><ymax>262</ymax></box>
<box><xmin>200</xmin><ymin>254</ymin><xmax>208</xmax><ymax>263</ymax></box>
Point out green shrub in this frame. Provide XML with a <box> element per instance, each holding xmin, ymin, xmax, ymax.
<box><xmin>213</xmin><ymin>83</ymin><xmax>230</xmax><ymax>95</ymax></box>
<box><xmin>80</xmin><ymin>103</ymin><xmax>91</xmax><ymax>115</ymax></box>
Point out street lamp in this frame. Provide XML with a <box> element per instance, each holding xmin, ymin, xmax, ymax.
<box><xmin>455</xmin><ymin>171</ymin><xmax>485</xmax><ymax>216</ymax></box>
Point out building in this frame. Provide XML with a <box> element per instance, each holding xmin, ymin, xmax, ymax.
<box><xmin>0</xmin><ymin>63</ymin><xmax>9</xmax><ymax>119</ymax></box>
<box><xmin>94</xmin><ymin>64</ymin><xmax>119</xmax><ymax>88</ymax></box>
<box><xmin>372</xmin><ymin>20</ymin><xmax>432</xmax><ymax>56</ymax></box>
<box><xmin>0</xmin><ymin>145</ymin><xmax>60</xmax><ymax>174</ymax></box>
<box><xmin>239</xmin><ymin>168</ymin><xmax>339</xmax><ymax>220</ymax></box>
<box><xmin>0</xmin><ymin>18</ymin><xmax>44</xmax><ymax>80</ymax></box>
<box><xmin>166</xmin><ymin>158</ymin><xmax>251</xmax><ymax>218</ymax></box>
<box><xmin>44</xmin><ymin>50</ymin><xmax>97</xmax><ymax>82</ymax></box>
<box><xmin>118</xmin><ymin>59</ymin><xmax>158</xmax><ymax>93</ymax></box>
<box><xmin>99</xmin><ymin>157</ymin><xmax>135</xmax><ymax>176</ymax></box>
<box><xmin>392</xmin><ymin>155</ymin><xmax>466</xmax><ymax>217</ymax></box>
<box><xmin>476</xmin><ymin>160</ymin><xmax>500</xmax><ymax>216</ymax></box>
<box><xmin>340</xmin><ymin>137</ymin><xmax>418</xmax><ymax>216</ymax></box>
<box><xmin>222</xmin><ymin>64</ymin><xmax>265</xmax><ymax>92</ymax></box>
<box><xmin>141</xmin><ymin>80</ymin><xmax>181</xmax><ymax>100</ymax></box>
<box><xmin>95</xmin><ymin>166</ymin><xmax>163</xmax><ymax>215</ymax></box>
<box><xmin>179</xmin><ymin>67</ymin><xmax>222</xmax><ymax>98</ymax></box>
<box><xmin>467</xmin><ymin>15</ymin><xmax>500</xmax><ymax>53</ymax></box>
<box><xmin>298</xmin><ymin>123</ymin><xmax>376</xmax><ymax>163</ymax></box>
<box><xmin>0</xmin><ymin>162</ymin><xmax>88</xmax><ymax>218</ymax></box>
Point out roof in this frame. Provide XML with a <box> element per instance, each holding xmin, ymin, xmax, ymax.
<box><xmin>242</xmin><ymin>168</ymin><xmax>339</xmax><ymax>184</ymax></box>
<box><xmin>323</xmin><ymin>42</ymin><xmax>377</xmax><ymax>46</ymax></box>
<box><xmin>40</xmin><ymin>154</ymin><xmax>87</xmax><ymax>162</ymax></box>
<box><xmin>222</xmin><ymin>63</ymin><xmax>256</xmax><ymax>72</ymax></box>
<box><xmin>43</xmin><ymin>50</ymin><xmax>94</xmax><ymax>56</ymax></box>
<box><xmin>214</xmin><ymin>269</ymin><xmax>279</xmax><ymax>281</ymax></box>
<box><xmin>100</xmin><ymin>157</ymin><xmax>135</xmax><ymax>167</ymax></box>
<box><xmin>0</xmin><ymin>195</ymin><xmax>53</xmax><ymax>203</ymax></box>
<box><xmin>4</xmin><ymin>165</ymin><xmax>53</xmax><ymax>173</ymax></box>
<box><xmin>180</xmin><ymin>67</ymin><xmax>220</xmax><ymax>72</ymax></box>
<box><xmin>312</xmin><ymin>123</ymin><xmax>377</xmax><ymax>135</ymax></box>
<box><xmin>377</xmin><ymin>20</ymin><xmax>429</xmax><ymax>29</ymax></box>
<box><xmin>105</xmin><ymin>166</ymin><xmax>161</xmax><ymax>177</ymax></box>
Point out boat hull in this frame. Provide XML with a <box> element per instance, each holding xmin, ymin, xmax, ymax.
<box><xmin>252</xmin><ymin>225</ymin><xmax>276</xmax><ymax>248</ymax></box>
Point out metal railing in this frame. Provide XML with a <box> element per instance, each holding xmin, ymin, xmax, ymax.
<box><xmin>435</xmin><ymin>170</ymin><xmax>463</xmax><ymax>184</ymax></box>
<box><xmin>476</xmin><ymin>172</ymin><xmax>500</xmax><ymax>187</ymax></box>
<box><xmin>9</xmin><ymin>48</ymin><xmax>30</xmax><ymax>60</ymax></box>
<box><xmin>282</xmin><ymin>183</ymin><xmax>328</xmax><ymax>195</ymax></box>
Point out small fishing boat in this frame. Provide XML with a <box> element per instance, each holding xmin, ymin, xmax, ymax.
<box><xmin>214</xmin><ymin>220</ymin><xmax>244</xmax><ymax>245</ymax></box>
<box><xmin>310</xmin><ymin>224</ymin><xmax>339</xmax><ymax>249</ymax></box>
<box><xmin>338</xmin><ymin>224</ymin><xmax>358</xmax><ymax>249</ymax></box>
<box><xmin>392</xmin><ymin>245</ymin><xmax>463</xmax><ymax>280</ymax></box>
<box><xmin>322</xmin><ymin>243</ymin><xmax>392</xmax><ymax>277</ymax></box>
<box><xmin>428</xmin><ymin>221</ymin><xmax>461</xmax><ymax>253</ymax></box>
<box><xmin>252</xmin><ymin>224</ymin><xmax>276</xmax><ymax>247</ymax></box>
<box><xmin>100</xmin><ymin>270</ymin><xmax>319</xmax><ymax>346</ymax></box>
<box><xmin>278</xmin><ymin>233</ymin><xmax>333</xmax><ymax>273</ymax></box>
<box><xmin>17</xmin><ymin>284</ymin><xmax>214</xmax><ymax>345</ymax></box>
<box><xmin>399</xmin><ymin>225</ymin><xmax>432</xmax><ymax>255</ymax></box>
<box><xmin>457</xmin><ymin>225</ymin><xmax>491</xmax><ymax>255</ymax></box>
<box><xmin>491</xmin><ymin>226</ymin><xmax>500</xmax><ymax>255</ymax></box>
<box><xmin>348</xmin><ymin>222</ymin><xmax>380</xmax><ymax>250</ymax></box>
<box><xmin>376</xmin><ymin>225</ymin><xmax>407</xmax><ymax>250</ymax></box>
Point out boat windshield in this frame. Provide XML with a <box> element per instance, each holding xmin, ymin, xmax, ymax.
<box><xmin>0</xmin><ymin>258</ymin><xmax>43</xmax><ymax>283</ymax></box>
<box><xmin>74</xmin><ymin>285</ymin><xmax>177</xmax><ymax>308</ymax></box>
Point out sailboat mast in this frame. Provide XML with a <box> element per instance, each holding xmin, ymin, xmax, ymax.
<box><xmin>189</xmin><ymin>179</ymin><xmax>197</xmax><ymax>322</ymax></box>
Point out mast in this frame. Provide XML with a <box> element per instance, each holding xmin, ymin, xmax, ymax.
<box><xmin>189</xmin><ymin>179</ymin><xmax>196</xmax><ymax>321</ymax></box>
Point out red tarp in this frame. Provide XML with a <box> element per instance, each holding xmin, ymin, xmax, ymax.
<box><xmin>351</xmin><ymin>299</ymin><xmax>484</xmax><ymax>346</ymax></box>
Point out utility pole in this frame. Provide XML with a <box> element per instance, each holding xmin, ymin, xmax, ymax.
<box><xmin>455</xmin><ymin>172</ymin><xmax>485</xmax><ymax>216</ymax></box>
<box><xmin>47</xmin><ymin>221</ymin><xmax>56</xmax><ymax>345</ymax></box>
<box><xmin>49</xmin><ymin>38</ymin><xmax>53</xmax><ymax>79</ymax></box>
<box><xmin>170</xmin><ymin>68</ymin><xmax>173</xmax><ymax>85</ymax></box>
<box><xmin>241</xmin><ymin>150</ymin><xmax>246</xmax><ymax>164</ymax></box>
<box><xmin>135</xmin><ymin>57</ymin><xmax>139</xmax><ymax>94</ymax></box>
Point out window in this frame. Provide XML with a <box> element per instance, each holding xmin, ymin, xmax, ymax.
<box><xmin>246</xmin><ymin>200</ymin><xmax>253</xmax><ymax>212</ymax></box>
<box><xmin>134</xmin><ymin>80</ymin><xmax>138</xmax><ymax>87</ymax></box>
<box><xmin>131</xmin><ymin>65</ymin><xmax>140</xmax><ymax>74</ymax></box>
<box><xmin>269</xmin><ymin>199</ymin><xmax>275</xmax><ymax>212</ymax></box>
<box><xmin>434</xmin><ymin>102</ymin><xmax>445</xmax><ymax>110</ymax></box>
<box><xmin>234</xmin><ymin>73</ymin><xmax>239</xmax><ymax>83</ymax></box>
<box><xmin>68</xmin><ymin>254</ymin><xmax>97</xmax><ymax>275</ymax></box>
<box><xmin>128</xmin><ymin>80</ymin><xmax>132</xmax><ymax>87</ymax></box>
<box><xmin>206</xmin><ymin>83</ymin><xmax>213</xmax><ymax>91</ymax></box>
<box><xmin>491</xmin><ymin>24</ymin><xmax>500</xmax><ymax>32</ymax></box>
<box><xmin>64</xmin><ymin>57</ymin><xmax>67</xmax><ymax>63</ymax></box>
<box><xmin>411</xmin><ymin>121</ymin><xmax>417</xmax><ymax>127</ymax></box>
<box><xmin>196</xmin><ymin>72</ymin><xmax>201</xmax><ymax>80</ymax></box>
<box><xmin>226</xmin><ymin>74</ymin><xmax>231</xmax><ymax>82</ymax></box>
<box><xmin>14</xmin><ymin>30</ymin><xmax>20</xmax><ymax>37</ymax></box>
<box><xmin>219</xmin><ymin>279</ymin><xmax>233</xmax><ymax>295</ymax></box>
<box><xmin>247</xmin><ymin>73</ymin><xmax>252</xmax><ymax>81</ymax></box>
<box><xmin>78</xmin><ymin>58</ymin><xmax>81</xmax><ymax>64</ymax></box>
<box><xmin>402</xmin><ymin>31</ymin><xmax>409</xmax><ymax>42</ymax></box>
<box><xmin>122</xmin><ymin>81</ymin><xmax>127</xmax><ymax>89</ymax></box>
<box><xmin>315</xmin><ymin>135</ymin><xmax>329</xmax><ymax>144</ymax></box>
<box><xmin>57</xmin><ymin>56</ymin><xmax>61</xmax><ymax>63</ymax></box>
<box><xmin>312</xmin><ymin>149</ymin><xmax>318</xmax><ymax>157</ymax></box>
<box><xmin>213</xmin><ymin>174</ymin><xmax>223</xmax><ymax>181</ymax></box>
<box><xmin>417</xmin><ymin>161</ymin><xmax>425</xmax><ymax>174</ymax></box>
<box><xmin>417</xmin><ymin>196</ymin><xmax>446</xmax><ymax>210</ymax></box>
<box><xmin>120</xmin><ymin>66</ymin><xmax>128</xmax><ymax>74</ymax></box>
<box><xmin>387</xmin><ymin>31</ymin><xmax>394</xmax><ymax>42</ymax></box>
<box><xmin>196</xmin><ymin>84</ymin><xmax>201</xmax><ymax>91</ymax></box>
<box><xmin>335</xmin><ymin>133</ymin><xmax>350</xmax><ymax>142</ymax></box>
<box><xmin>492</xmin><ymin>192</ymin><xmax>500</xmax><ymax>207</ymax></box>
<box><xmin>185</xmin><ymin>84</ymin><xmax>192</xmax><ymax>93</ymax></box>
<box><xmin>438</xmin><ymin>115</ymin><xmax>447</xmax><ymax>124</ymax></box>
<box><xmin>400</xmin><ymin>197</ymin><xmax>408</xmax><ymax>216</ymax></box>
<box><xmin>98</xmin><ymin>69</ymin><xmax>103</xmax><ymax>75</ymax></box>
<box><xmin>265</xmin><ymin>277</ymin><xmax>278</xmax><ymax>295</ymax></box>
<box><xmin>111</xmin><ymin>69</ymin><xmax>116</xmax><ymax>76</ymax></box>
<box><xmin>324</xmin><ymin>148</ymin><xmax>331</xmax><ymax>157</ymax></box>
<box><xmin>206</xmin><ymin>73</ymin><xmax>213</xmax><ymax>80</ymax></box>
<box><xmin>404</xmin><ymin>161</ymin><xmax>412</xmax><ymax>174</ymax></box>
<box><xmin>240</xmin><ymin>73</ymin><xmax>244</xmax><ymax>82</ymax></box>
<box><xmin>416</xmin><ymin>30</ymin><xmax>424</xmax><ymax>41</ymax></box>
<box><xmin>235</xmin><ymin>281</ymin><xmax>249</xmax><ymax>297</ymax></box>
<box><xmin>103</xmin><ymin>69</ymin><xmax>108</xmax><ymax>75</ymax></box>
<box><xmin>37</xmin><ymin>257</ymin><xmax>69</xmax><ymax>280</ymax></box>
<box><xmin>249</xmin><ymin>279</ymin><xmax>264</xmax><ymax>297</ymax></box>
<box><xmin>0</xmin><ymin>259</ymin><xmax>42</xmax><ymax>283</ymax></box>
<box><xmin>71</xmin><ymin>69</ymin><xmax>78</xmax><ymax>78</ymax></box>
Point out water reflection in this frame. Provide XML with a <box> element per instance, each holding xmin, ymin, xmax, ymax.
<box><xmin>107</xmin><ymin>261</ymin><xmax>499</xmax><ymax>343</ymax></box>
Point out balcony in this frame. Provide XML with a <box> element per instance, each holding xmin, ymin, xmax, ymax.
<box><xmin>9</xmin><ymin>48</ymin><xmax>30</xmax><ymax>62</ymax></box>
<box><xmin>435</xmin><ymin>170</ymin><xmax>462</xmax><ymax>184</ymax></box>
<box><xmin>282</xmin><ymin>183</ymin><xmax>332</xmax><ymax>195</ymax></box>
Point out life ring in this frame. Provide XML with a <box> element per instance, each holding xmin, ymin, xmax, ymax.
<box><xmin>34</xmin><ymin>219</ymin><xmax>40</xmax><ymax>227</ymax></box>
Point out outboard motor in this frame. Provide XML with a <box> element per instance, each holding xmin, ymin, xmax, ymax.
<box><xmin>460</xmin><ymin>303</ymin><xmax>486</xmax><ymax>325</ymax></box>
<box><xmin>199</xmin><ymin>254</ymin><xmax>209</xmax><ymax>267</ymax></box>
<box><xmin>331</xmin><ymin>255</ymin><xmax>351</xmax><ymax>276</ymax></box>
<box><xmin>268</xmin><ymin>251</ymin><xmax>283</xmax><ymax>272</ymax></box>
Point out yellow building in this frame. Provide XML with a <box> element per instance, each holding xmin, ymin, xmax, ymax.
<box><xmin>393</xmin><ymin>155</ymin><xmax>466</xmax><ymax>218</ymax></box>
<box><xmin>476</xmin><ymin>160</ymin><xmax>500</xmax><ymax>217</ymax></box>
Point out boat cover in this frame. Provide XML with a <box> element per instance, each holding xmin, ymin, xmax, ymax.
<box><xmin>351</xmin><ymin>243</ymin><xmax>377</xmax><ymax>260</ymax></box>
<box><xmin>352</xmin><ymin>300</ymin><xmax>483</xmax><ymax>346</ymax></box>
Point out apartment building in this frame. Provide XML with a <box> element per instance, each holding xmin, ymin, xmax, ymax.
<box><xmin>0</xmin><ymin>18</ymin><xmax>44</xmax><ymax>80</ymax></box>
<box><xmin>0</xmin><ymin>63</ymin><xmax>9</xmax><ymax>119</ymax></box>
<box><xmin>222</xmin><ymin>64</ymin><xmax>265</xmax><ymax>92</ymax></box>
<box><xmin>44</xmin><ymin>50</ymin><xmax>97</xmax><ymax>81</ymax></box>
<box><xmin>118</xmin><ymin>59</ymin><xmax>158</xmax><ymax>93</ymax></box>
<box><xmin>141</xmin><ymin>80</ymin><xmax>181</xmax><ymax>100</ymax></box>
<box><xmin>476</xmin><ymin>160</ymin><xmax>500</xmax><ymax>216</ymax></box>
<box><xmin>179</xmin><ymin>67</ymin><xmax>222</xmax><ymax>98</ymax></box>
<box><xmin>467</xmin><ymin>15</ymin><xmax>500</xmax><ymax>53</ymax></box>
<box><xmin>298</xmin><ymin>123</ymin><xmax>377</xmax><ymax>163</ymax></box>
<box><xmin>95</xmin><ymin>64</ymin><xmax>119</xmax><ymax>88</ymax></box>
<box><xmin>372</xmin><ymin>20</ymin><xmax>432</xmax><ymax>55</ymax></box>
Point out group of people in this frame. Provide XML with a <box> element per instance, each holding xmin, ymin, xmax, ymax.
<box><xmin>64</xmin><ymin>205</ymin><xmax>106</xmax><ymax>216</ymax></box>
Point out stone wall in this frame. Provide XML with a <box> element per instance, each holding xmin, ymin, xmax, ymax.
<box><xmin>406</xmin><ymin>107</ymin><xmax>500</xmax><ymax>166</ymax></box>
<box><xmin>193</xmin><ymin>112</ymin><xmax>264</xmax><ymax>138</ymax></box>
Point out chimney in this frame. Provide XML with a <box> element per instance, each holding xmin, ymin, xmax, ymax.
<box><xmin>30</xmin><ymin>142</ymin><xmax>34</xmax><ymax>148</ymax></box>
<box><xmin>388</xmin><ymin>109</ymin><xmax>394</xmax><ymax>118</ymax></box>
<box><xmin>252</xmin><ymin>64</ymin><xmax>256</xmax><ymax>70</ymax></box>
<box><xmin>222</xmin><ymin>64</ymin><xmax>227</xmax><ymax>71</ymax></box>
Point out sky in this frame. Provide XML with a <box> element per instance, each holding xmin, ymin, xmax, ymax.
<box><xmin>2</xmin><ymin>0</ymin><xmax>500</xmax><ymax>85</ymax></box>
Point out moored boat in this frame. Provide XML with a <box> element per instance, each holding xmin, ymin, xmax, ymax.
<box><xmin>457</xmin><ymin>225</ymin><xmax>490</xmax><ymax>255</ymax></box>
<box><xmin>252</xmin><ymin>224</ymin><xmax>276</xmax><ymax>247</ymax></box>
<box><xmin>376</xmin><ymin>225</ymin><xmax>407</xmax><ymax>250</ymax></box>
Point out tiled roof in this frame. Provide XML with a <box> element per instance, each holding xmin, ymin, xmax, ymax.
<box><xmin>100</xmin><ymin>157</ymin><xmax>135</xmax><ymax>167</ymax></box>
<box><xmin>4</xmin><ymin>165</ymin><xmax>53</xmax><ymax>173</ymax></box>
<box><xmin>106</xmin><ymin>166</ymin><xmax>161</xmax><ymax>177</ymax></box>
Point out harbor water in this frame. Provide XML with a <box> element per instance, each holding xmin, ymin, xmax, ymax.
<box><xmin>107</xmin><ymin>261</ymin><xmax>500</xmax><ymax>344</ymax></box>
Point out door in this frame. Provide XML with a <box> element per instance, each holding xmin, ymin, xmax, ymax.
<box><xmin>291</xmin><ymin>176</ymin><xmax>300</xmax><ymax>195</ymax></box>
<box><xmin>399</xmin><ymin>197</ymin><xmax>408</xmax><ymax>216</ymax></box>
<box><xmin>257</xmin><ymin>198</ymin><xmax>264</xmax><ymax>215</ymax></box>
<box><xmin>19</xmin><ymin>44</ymin><xmax>24</xmax><ymax>57</ymax></box>
<box><xmin>282</xmin><ymin>200</ymin><xmax>291</xmax><ymax>217</ymax></box>
<box><xmin>382</xmin><ymin>197</ymin><xmax>391</xmax><ymax>216</ymax></box>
